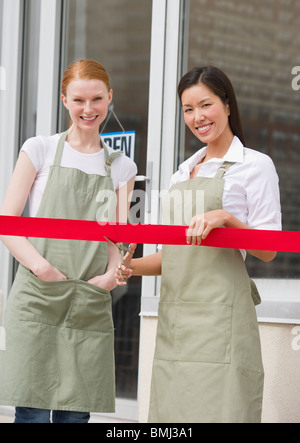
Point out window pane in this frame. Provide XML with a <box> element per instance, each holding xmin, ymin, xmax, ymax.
<box><xmin>61</xmin><ymin>0</ymin><xmax>152</xmax><ymax>399</ymax></box>
<box><xmin>19</xmin><ymin>0</ymin><xmax>41</xmax><ymax>146</ymax></box>
<box><xmin>184</xmin><ymin>0</ymin><xmax>300</xmax><ymax>278</ymax></box>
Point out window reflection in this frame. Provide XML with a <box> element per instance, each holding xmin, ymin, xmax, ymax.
<box><xmin>19</xmin><ymin>0</ymin><xmax>41</xmax><ymax>146</ymax></box>
<box><xmin>184</xmin><ymin>0</ymin><xmax>300</xmax><ymax>277</ymax></box>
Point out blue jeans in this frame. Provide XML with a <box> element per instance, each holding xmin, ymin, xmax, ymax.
<box><xmin>15</xmin><ymin>407</ymin><xmax>90</xmax><ymax>423</ymax></box>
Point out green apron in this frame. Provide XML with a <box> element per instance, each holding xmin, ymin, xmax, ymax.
<box><xmin>0</xmin><ymin>131</ymin><xmax>121</xmax><ymax>412</ymax></box>
<box><xmin>148</xmin><ymin>162</ymin><xmax>264</xmax><ymax>423</ymax></box>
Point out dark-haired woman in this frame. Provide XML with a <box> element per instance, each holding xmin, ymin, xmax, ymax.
<box><xmin>116</xmin><ymin>66</ymin><xmax>281</xmax><ymax>423</ymax></box>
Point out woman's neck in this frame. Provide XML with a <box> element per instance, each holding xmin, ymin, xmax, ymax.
<box><xmin>66</xmin><ymin>126</ymin><xmax>102</xmax><ymax>154</ymax></box>
<box><xmin>205</xmin><ymin>132</ymin><xmax>234</xmax><ymax>161</ymax></box>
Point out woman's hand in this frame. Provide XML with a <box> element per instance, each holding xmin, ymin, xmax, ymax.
<box><xmin>186</xmin><ymin>210</ymin><xmax>277</xmax><ymax>262</ymax></box>
<box><xmin>87</xmin><ymin>269</ymin><xmax>118</xmax><ymax>292</ymax></box>
<box><xmin>34</xmin><ymin>260</ymin><xmax>67</xmax><ymax>282</ymax></box>
<box><xmin>115</xmin><ymin>243</ymin><xmax>137</xmax><ymax>286</ymax></box>
<box><xmin>187</xmin><ymin>210</ymin><xmax>227</xmax><ymax>245</ymax></box>
<box><xmin>88</xmin><ymin>244</ymin><xmax>137</xmax><ymax>290</ymax></box>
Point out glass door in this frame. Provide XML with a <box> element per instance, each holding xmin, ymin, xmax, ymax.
<box><xmin>60</xmin><ymin>0</ymin><xmax>152</xmax><ymax>408</ymax></box>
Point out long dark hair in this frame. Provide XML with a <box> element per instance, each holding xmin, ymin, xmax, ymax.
<box><xmin>178</xmin><ymin>66</ymin><xmax>246</xmax><ymax>146</ymax></box>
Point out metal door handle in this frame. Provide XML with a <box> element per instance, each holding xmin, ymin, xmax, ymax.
<box><xmin>135</xmin><ymin>175</ymin><xmax>151</xmax><ymax>182</ymax></box>
<box><xmin>134</xmin><ymin>161</ymin><xmax>153</xmax><ymax>213</ymax></box>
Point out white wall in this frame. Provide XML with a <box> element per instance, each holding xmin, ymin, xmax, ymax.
<box><xmin>260</xmin><ymin>323</ymin><xmax>300</xmax><ymax>423</ymax></box>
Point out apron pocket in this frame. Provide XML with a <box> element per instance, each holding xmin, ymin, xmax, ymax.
<box><xmin>156</xmin><ymin>302</ymin><xmax>232</xmax><ymax>364</ymax></box>
<box><xmin>19</xmin><ymin>272</ymin><xmax>73</xmax><ymax>326</ymax></box>
<box><xmin>65</xmin><ymin>280</ymin><xmax>114</xmax><ymax>333</ymax></box>
<box><xmin>176</xmin><ymin>302</ymin><xmax>232</xmax><ymax>364</ymax></box>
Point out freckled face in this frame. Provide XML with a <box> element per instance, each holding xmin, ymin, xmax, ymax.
<box><xmin>181</xmin><ymin>83</ymin><xmax>232</xmax><ymax>147</ymax></box>
<box><xmin>62</xmin><ymin>79</ymin><xmax>112</xmax><ymax>130</ymax></box>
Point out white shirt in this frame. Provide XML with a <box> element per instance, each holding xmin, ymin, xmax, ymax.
<box><xmin>21</xmin><ymin>134</ymin><xmax>137</xmax><ymax>217</ymax></box>
<box><xmin>169</xmin><ymin>136</ymin><xmax>282</xmax><ymax>256</ymax></box>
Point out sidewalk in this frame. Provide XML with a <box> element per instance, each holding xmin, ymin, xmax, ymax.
<box><xmin>0</xmin><ymin>407</ymin><xmax>13</xmax><ymax>423</ymax></box>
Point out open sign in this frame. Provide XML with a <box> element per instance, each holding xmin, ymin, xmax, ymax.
<box><xmin>101</xmin><ymin>131</ymin><xmax>135</xmax><ymax>160</ymax></box>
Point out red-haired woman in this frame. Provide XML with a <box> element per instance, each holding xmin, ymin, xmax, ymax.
<box><xmin>0</xmin><ymin>60</ymin><xmax>137</xmax><ymax>423</ymax></box>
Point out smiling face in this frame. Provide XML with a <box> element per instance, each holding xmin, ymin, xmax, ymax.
<box><xmin>62</xmin><ymin>79</ymin><xmax>112</xmax><ymax>131</ymax></box>
<box><xmin>181</xmin><ymin>83</ymin><xmax>233</xmax><ymax>149</ymax></box>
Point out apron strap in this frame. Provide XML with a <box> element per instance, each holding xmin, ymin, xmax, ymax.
<box><xmin>103</xmin><ymin>144</ymin><xmax>122</xmax><ymax>177</ymax></box>
<box><xmin>53</xmin><ymin>130</ymin><xmax>69</xmax><ymax>166</ymax></box>
<box><xmin>214</xmin><ymin>161</ymin><xmax>236</xmax><ymax>179</ymax></box>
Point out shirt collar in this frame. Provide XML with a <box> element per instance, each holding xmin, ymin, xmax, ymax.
<box><xmin>223</xmin><ymin>136</ymin><xmax>244</xmax><ymax>163</ymax></box>
<box><xmin>179</xmin><ymin>136</ymin><xmax>244</xmax><ymax>174</ymax></box>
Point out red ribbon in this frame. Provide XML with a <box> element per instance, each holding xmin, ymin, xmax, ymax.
<box><xmin>0</xmin><ymin>215</ymin><xmax>298</xmax><ymax>253</ymax></box>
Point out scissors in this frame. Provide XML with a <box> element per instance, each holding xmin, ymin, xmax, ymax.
<box><xmin>104</xmin><ymin>237</ymin><xmax>133</xmax><ymax>282</ymax></box>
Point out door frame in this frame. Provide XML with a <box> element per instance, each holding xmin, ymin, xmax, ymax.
<box><xmin>0</xmin><ymin>0</ymin><xmax>24</xmax><ymax>316</ymax></box>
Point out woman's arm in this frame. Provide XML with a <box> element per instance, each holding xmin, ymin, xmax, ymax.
<box><xmin>130</xmin><ymin>252</ymin><xmax>162</xmax><ymax>276</ymax></box>
<box><xmin>0</xmin><ymin>152</ymin><xmax>67</xmax><ymax>280</ymax></box>
<box><xmin>115</xmin><ymin>250</ymin><xmax>162</xmax><ymax>286</ymax></box>
<box><xmin>187</xmin><ymin>209</ymin><xmax>276</xmax><ymax>262</ymax></box>
<box><xmin>88</xmin><ymin>176</ymin><xmax>136</xmax><ymax>290</ymax></box>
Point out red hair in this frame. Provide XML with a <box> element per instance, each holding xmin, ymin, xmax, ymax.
<box><xmin>61</xmin><ymin>59</ymin><xmax>111</xmax><ymax>96</ymax></box>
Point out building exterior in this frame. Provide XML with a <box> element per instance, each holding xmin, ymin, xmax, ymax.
<box><xmin>0</xmin><ymin>0</ymin><xmax>300</xmax><ymax>422</ymax></box>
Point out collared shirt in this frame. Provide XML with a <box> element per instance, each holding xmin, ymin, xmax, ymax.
<box><xmin>170</xmin><ymin>136</ymin><xmax>282</xmax><ymax>234</ymax></box>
